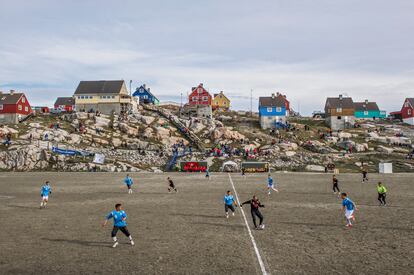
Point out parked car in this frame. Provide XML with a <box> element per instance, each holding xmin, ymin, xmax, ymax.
<box><xmin>49</xmin><ymin>108</ymin><xmax>66</xmax><ymax>115</ymax></box>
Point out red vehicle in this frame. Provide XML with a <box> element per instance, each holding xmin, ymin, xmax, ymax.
<box><xmin>181</xmin><ymin>161</ymin><xmax>208</xmax><ymax>172</ymax></box>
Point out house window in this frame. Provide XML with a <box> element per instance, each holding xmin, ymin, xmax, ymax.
<box><xmin>0</xmin><ymin>104</ymin><xmax>3</xmax><ymax>110</ymax></box>
<box><xmin>336</xmin><ymin>108</ymin><xmax>342</xmax><ymax>113</ymax></box>
<box><xmin>18</xmin><ymin>105</ymin><xmax>22</xmax><ymax>111</ymax></box>
<box><xmin>202</xmin><ymin>96</ymin><xmax>208</xmax><ymax>101</ymax></box>
<box><xmin>112</xmin><ymin>96</ymin><xmax>115</xmax><ymax>99</ymax></box>
<box><xmin>22</xmin><ymin>97</ymin><xmax>26</xmax><ymax>103</ymax></box>
<box><xmin>140</xmin><ymin>88</ymin><xmax>144</xmax><ymax>93</ymax></box>
<box><xmin>364</xmin><ymin>111</ymin><xmax>369</xmax><ymax>115</ymax></box>
<box><xmin>337</xmin><ymin>116</ymin><xmax>342</xmax><ymax>120</ymax></box>
<box><xmin>89</xmin><ymin>96</ymin><xmax>93</xmax><ymax>99</ymax></box>
<box><xmin>198</xmin><ymin>88</ymin><xmax>203</xmax><ymax>93</ymax></box>
<box><xmin>409</xmin><ymin>109</ymin><xmax>412</xmax><ymax>115</ymax></box>
<box><xmin>25</xmin><ymin>106</ymin><xmax>28</xmax><ymax>112</ymax></box>
<box><xmin>405</xmin><ymin>102</ymin><xmax>409</xmax><ymax>108</ymax></box>
<box><xmin>276</xmin><ymin>107</ymin><xmax>282</xmax><ymax>112</ymax></box>
<box><xmin>267</xmin><ymin>107</ymin><xmax>273</xmax><ymax>112</ymax></box>
<box><xmin>192</xmin><ymin>97</ymin><xmax>197</xmax><ymax>102</ymax></box>
<box><xmin>143</xmin><ymin>95</ymin><xmax>148</xmax><ymax>99</ymax></box>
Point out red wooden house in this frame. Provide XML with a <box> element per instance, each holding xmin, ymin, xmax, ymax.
<box><xmin>401</xmin><ymin>98</ymin><xmax>414</xmax><ymax>125</ymax></box>
<box><xmin>0</xmin><ymin>90</ymin><xmax>33</xmax><ymax>124</ymax></box>
<box><xmin>54</xmin><ymin>97</ymin><xmax>75</xmax><ymax>112</ymax></box>
<box><xmin>188</xmin><ymin>83</ymin><xmax>212</xmax><ymax>106</ymax></box>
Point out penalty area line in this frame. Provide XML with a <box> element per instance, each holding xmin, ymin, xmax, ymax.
<box><xmin>228</xmin><ymin>173</ymin><xmax>269</xmax><ymax>275</ymax></box>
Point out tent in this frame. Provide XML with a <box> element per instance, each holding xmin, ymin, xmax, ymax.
<box><xmin>222</xmin><ymin>161</ymin><xmax>239</xmax><ymax>172</ymax></box>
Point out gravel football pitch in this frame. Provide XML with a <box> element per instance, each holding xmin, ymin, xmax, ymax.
<box><xmin>0</xmin><ymin>172</ymin><xmax>413</xmax><ymax>274</ymax></box>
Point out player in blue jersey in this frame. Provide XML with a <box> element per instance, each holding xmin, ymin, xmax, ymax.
<box><xmin>102</xmin><ymin>203</ymin><xmax>135</xmax><ymax>248</ymax></box>
<box><xmin>205</xmin><ymin>169</ymin><xmax>210</xmax><ymax>180</ymax></box>
<box><xmin>40</xmin><ymin>181</ymin><xmax>52</xmax><ymax>209</ymax></box>
<box><xmin>224</xmin><ymin>190</ymin><xmax>238</xmax><ymax>218</ymax></box>
<box><xmin>267</xmin><ymin>174</ymin><xmax>279</xmax><ymax>195</ymax></box>
<box><xmin>341</xmin><ymin>193</ymin><xmax>358</xmax><ymax>228</ymax></box>
<box><xmin>124</xmin><ymin>174</ymin><xmax>134</xmax><ymax>194</ymax></box>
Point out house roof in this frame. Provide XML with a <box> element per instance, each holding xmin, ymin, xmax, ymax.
<box><xmin>259</xmin><ymin>95</ymin><xmax>285</xmax><ymax>107</ymax></box>
<box><xmin>134</xmin><ymin>85</ymin><xmax>159</xmax><ymax>100</ymax></box>
<box><xmin>213</xmin><ymin>92</ymin><xmax>229</xmax><ymax>101</ymax></box>
<box><xmin>0</xmin><ymin>92</ymin><xmax>24</xmax><ymax>104</ymax></box>
<box><xmin>54</xmin><ymin>97</ymin><xmax>75</xmax><ymax>106</ymax></box>
<box><xmin>74</xmin><ymin>80</ymin><xmax>125</xmax><ymax>95</ymax></box>
<box><xmin>406</xmin><ymin>98</ymin><xmax>414</xmax><ymax>107</ymax></box>
<box><xmin>325</xmin><ymin>97</ymin><xmax>354</xmax><ymax>109</ymax></box>
<box><xmin>354</xmin><ymin>102</ymin><xmax>379</xmax><ymax>111</ymax></box>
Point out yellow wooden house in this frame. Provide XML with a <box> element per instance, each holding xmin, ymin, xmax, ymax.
<box><xmin>74</xmin><ymin>80</ymin><xmax>132</xmax><ymax>115</ymax></box>
<box><xmin>212</xmin><ymin>91</ymin><xmax>230</xmax><ymax>111</ymax></box>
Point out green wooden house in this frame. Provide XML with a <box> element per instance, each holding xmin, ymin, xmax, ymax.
<box><xmin>354</xmin><ymin>100</ymin><xmax>386</xmax><ymax>120</ymax></box>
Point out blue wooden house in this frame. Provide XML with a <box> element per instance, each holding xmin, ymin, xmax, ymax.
<box><xmin>259</xmin><ymin>93</ymin><xmax>288</xmax><ymax>129</ymax></box>
<box><xmin>133</xmin><ymin>84</ymin><xmax>160</xmax><ymax>105</ymax></box>
<box><xmin>354</xmin><ymin>100</ymin><xmax>386</xmax><ymax>120</ymax></box>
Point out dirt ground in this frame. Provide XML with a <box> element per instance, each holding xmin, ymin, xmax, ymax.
<box><xmin>0</xmin><ymin>172</ymin><xmax>413</xmax><ymax>275</ymax></box>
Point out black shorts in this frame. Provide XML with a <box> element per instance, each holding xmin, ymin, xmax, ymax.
<box><xmin>111</xmin><ymin>226</ymin><xmax>130</xmax><ymax>237</ymax></box>
<box><xmin>127</xmin><ymin>185</ymin><xmax>132</xmax><ymax>189</ymax></box>
<box><xmin>169</xmin><ymin>183</ymin><xmax>175</xmax><ymax>188</ymax></box>
<box><xmin>225</xmin><ymin>204</ymin><xmax>235</xmax><ymax>213</ymax></box>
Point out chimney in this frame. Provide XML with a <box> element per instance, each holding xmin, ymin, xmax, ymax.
<box><xmin>200</xmin><ymin>83</ymin><xmax>203</xmax><ymax>87</ymax></box>
<box><xmin>10</xmin><ymin>89</ymin><xmax>15</xmax><ymax>95</ymax></box>
<box><xmin>365</xmin><ymin>99</ymin><xmax>369</xmax><ymax>105</ymax></box>
<box><xmin>143</xmin><ymin>84</ymin><xmax>146</xmax><ymax>89</ymax></box>
<box><xmin>339</xmin><ymin>94</ymin><xmax>343</xmax><ymax>100</ymax></box>
<box><xmin>271</xmin><ymin>93</ymin><xmax>275</xmax><ymax>99</ymax></box>
<box><xmin>148</xmin><ymin>88</ymin><xmax>150</xmax><ymax>92</ymax></box>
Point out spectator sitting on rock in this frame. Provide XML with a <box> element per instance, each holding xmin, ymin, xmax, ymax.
<box><xmin>3</xmin><ymin>133</ymin><xmax>12</xmax><ymax>147</ymax></box>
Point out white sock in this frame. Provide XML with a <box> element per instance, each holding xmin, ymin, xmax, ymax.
<box><xmin>112</xmin><ymin>237</ymin><xmax>117</xmax><ymax>242</ymax></box>
<box><xmin>129</xmin><ymin>236</ymin><xmax>133</xmax><ymax>241</ymax></box>
<box><xmin>40</xmin><ymin>202</ymin><xmax>43</xmax><ymax>207</ymax></box>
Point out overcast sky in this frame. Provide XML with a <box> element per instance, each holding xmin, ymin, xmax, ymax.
<box><xmin>0</xmin><ymin>0</ymin><xmax>413</xmax><ymax>114</ymax></box>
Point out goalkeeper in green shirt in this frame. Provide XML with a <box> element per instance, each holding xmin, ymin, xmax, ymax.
<box><xmin>377</xmin><ymin>182</ymin><xmax>387</xmax><ymax>206</ymax></box>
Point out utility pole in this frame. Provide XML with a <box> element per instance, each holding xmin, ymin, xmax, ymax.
<box><xmin>250</xmin><ymin>89</ymin><xmax>253</xmax><ymax>117</ymax></box>
<box><xmin>180</xmin><ymin>92</ymin><xmax>183</xmax><ymax>118</ymax></box>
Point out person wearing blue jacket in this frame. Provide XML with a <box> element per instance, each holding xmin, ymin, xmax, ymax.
<box><xmin>102</xmin><ymin>204</ymin><xmax>134</xmax><ymax>248</ymax></box>
<box><xmin>124</xmin><ymin>174</ymin><xmax>134</xmax><ymax>194</ymax></box>
<box><xmin>40</xmin><ymin>181</ymin><xmax>52</xmax><ymax>209</ymax></box>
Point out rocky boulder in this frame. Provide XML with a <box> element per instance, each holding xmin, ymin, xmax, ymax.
<box><xmin>141</xmin><ymin>115</ymin><xmax>155</xmax><ymax>125</ymax></box>
<box><xmin>119</xmin><ymin>123</ymin><xmax>139</xmax><ymax>136</ymax></box>
<box><xmin>95</xmin><ymin>116</ymin><xmax>111</xmax><ymax>128</ymax></box>
<box><xmin>212</xmin><ymin>127</ymin><xmax>245</xmax><ymax>141</ymax></box>
<box><xmin>377</xmin><ymin>145</ymin><xmax>393</xmax><ymax>154</ymax></box>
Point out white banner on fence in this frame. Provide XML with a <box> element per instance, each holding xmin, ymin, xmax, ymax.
<box><xmin>93</xmin><ymin>154</ymin><xmax>105</xmax><ymax>164</ymax></box>
<box><xmin>39</xmin><ymin>141</ymin><xmax>49</xmax><ymax>150</ymax></box>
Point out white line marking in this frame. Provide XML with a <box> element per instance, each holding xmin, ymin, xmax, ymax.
<box><xmin>228</xmin><ymin>173</ymin><xmax>269</xmax><ymax>275</ymax></box>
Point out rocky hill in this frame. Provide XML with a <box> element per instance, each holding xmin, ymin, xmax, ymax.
<box><xmin>1</xmin><ymin>105</ymin><xmax>414</xmax><ymax>173</ymax></box>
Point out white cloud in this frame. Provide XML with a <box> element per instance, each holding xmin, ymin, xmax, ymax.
<box><xmin>0</xmin><ymin>1</ymin><xmax>413</xmax><ymax>114</ymax></box>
